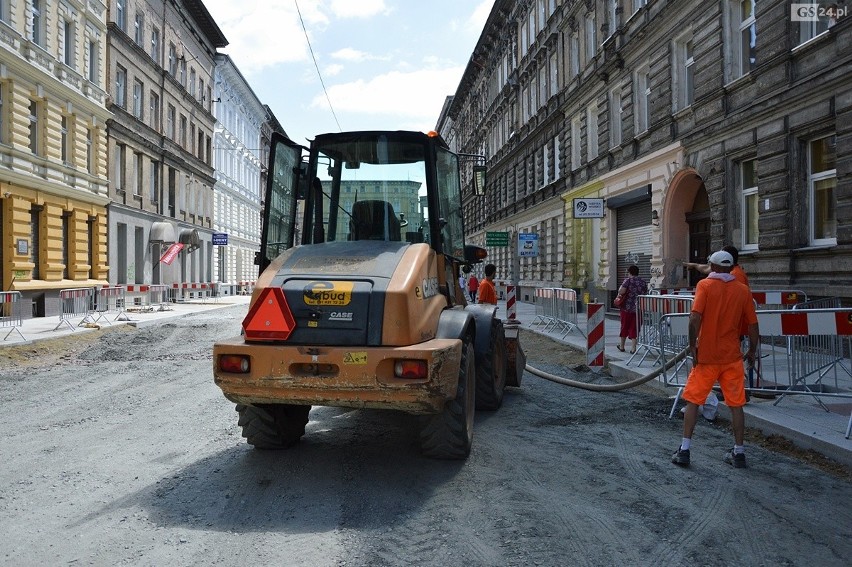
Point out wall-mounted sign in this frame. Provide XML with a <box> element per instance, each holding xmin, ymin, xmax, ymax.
<box><xmin>518</xmin><ymin>232</ymin><xmax>539</xmax><ymax>257</ymax></box>
<box><xmin>573</xmin><ymin>198</ymin><xmax>605</xmax><ymax>218</ymax></box>
<box><xmin>16</xmin><ymin>239</ymin><xmax>28</xmax><ymax>255</ymax></box>
<box><xmin>485</xmin><ymin>231</ymin><xmax>509</xmax><ymax>247</ymax></box>
<box><xmin>212</xmin><ymin>232</ymin><xmax>229</xmax><ymax>246</ymax></box>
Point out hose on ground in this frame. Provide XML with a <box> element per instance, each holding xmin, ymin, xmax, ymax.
<box><xmin>525</xmin><ymin>347</ymin><xmax>689</xmax><ymax>392</ymax></box>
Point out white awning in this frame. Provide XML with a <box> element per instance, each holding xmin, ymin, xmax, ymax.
<box><xmin>149</xmin><ymin>222</ymin><xmax>176</xmax><ymax>244</ymax></box>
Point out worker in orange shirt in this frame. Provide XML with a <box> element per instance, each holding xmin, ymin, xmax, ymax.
<box><xmin>477</xmin><ymin>264</ymin><xmax>498</xmax><ymax>305</ymax></box>
<box><xmin>684</xmin><ymin>245</ymin><xmax>749</xmax><ymax>287</ymax></box>
<box><xmin>672</xmin><ymin>249</ymin><xmax>759</xmax><ymax>469</ymax></box>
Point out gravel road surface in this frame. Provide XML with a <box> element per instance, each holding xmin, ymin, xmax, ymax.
<box><xmin>1</xmin><ymin>305</ymin><xmax>850</xmax><ymax>566</ymax></box>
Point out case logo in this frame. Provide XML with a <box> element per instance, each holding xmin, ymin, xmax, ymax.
<box><xmin>303</xmin><ymin>281</ymin><xmax>353</xmax><ymax>306</ymax></box>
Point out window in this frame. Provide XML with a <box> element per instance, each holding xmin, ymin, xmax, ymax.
<box><xmin>729</xmin><ymin>0</ymin><xmax>757</xmax><ymax>80</ymax></box>
<box><xmin>609</xmin><ymin>88</ymin><xmax>622</xmax><ymax>147</ymax></box>
<box><xmin>167</xmin><ymin>104</ymin><xmax>175</xmax><ymax>139</ymax></box>
<box><xmin>808</xmin><ymin>135</ymin><xmax>836</xmax><ymax>245</ymax></box>
<box><xmin>199</xmin><ymin>78</ymin><xmax>204</xmax><ymax>103</ymax></box>
<box><xmin>549</xmin><ymin>52</ymin><xmax>558</xmax><ymax>98</ymax></box>
<box><xmin>134</xmin><ymin>12</ymin><xmax>144</xmax><ymax>45</ymax></box>
<box><xmin>63</xmin><ymin>20</ymin><xmax>75</xmax><ymax>67</ymax></box>
<box><xmin>149</xmin><ymin>91</ymin><xmax>160</xmax><ymax>131</ymax></box>
<box><xmin>797</xmin><ymin>1</ymin><xmax>832</xmax><ymax>44</ymax></box>
<box><xmin>740</xmin><ymin>159</ymin><xmax>759</xmax><ymax>250</ymax></box>
<box><xmin>179</xmin><ymin>58</ymin><xmax>186</xmax><ymax>87</ymax></box>
<box><xmin>633</xmin><ymin>0</ymin><xmax>648</xmax><ymax>14</ymax></box>
<box><xmin>115</xmin><ymin>66</ymin><xmax>127</xmax><ymax>108</ymax></box>
<box><xmin>151</xmin><ymin>27</ymin><xmax>160</xmax><ymax>62</ymax></box>
<box><xmin>634</xmin><ymin>67</ymin><xmax>649</xmax><ymax>133</ymax></box>
<box><xmin>133</xmin><ymin>79</ymin><xmax>143</xmax><ymax>119</ymax></box>
<box><xmin>553</xmin><ymin>136</ymin><xmax>561</xmax><ymax>180</ymax></box>
<box><xmin>28</xmin><ymin>100</ymin><xmax>41</xmax><ymax>155</ymax></box>
<box><xmin>189</xmin><ymin>68</ymin><xmax>196</xmax><ymax>97</ymax></box>
<box><xmin>114</xmin><ymin>144</ymin><xmax>126</xmax><ymax>192</ymax></box>
<box><xmin>61</xmin><ymin>115</ymin><xmax>72</xmax><ymax>164</ymax></box>
<box><xmin>609</xmin><ymin>0</ymin><xmax>618</xmax><ymax>36</ymax></box>
<box><xmin>674</xmin><ymin>34</ymin><xmax>694</xmax><ymax>111</ymax></box>
<box><xmin>30</xmin><ymin>206</ymin><xmax>42</xmax><ymax>279</ymax></box>
<box><xmin>62</xmin><ymin>211</ymin><xmax>71</xmax><ymax>279</ymax></box>
<box><xmin>116</xmin><ymin>0</ymin><xmax>126</xmax><ymax>32</ymax></box>
<box><xmin>569</xmin><ymin>32</ymin><xmax>580</xmax><ymax>77</ymax></box>
<box><xmin>87</xmin><ymin>40</ymin><xmax>98</xmax><ymax>83</ymax></box>
<box><xmin>32</xmin><ymin>0</ymin><xmax>44</xmax><ymax>46</ymax></box>
<box><xmin>133</xmin><ymin>152</ymin><xmax>143</xmax><ymax>196</ymax></box>
<box><xmin>168</xmin><ymin>43</ymin><xmax>177</xmax><ymax>75</ymax></box>
<box><xmin>86</xmin><ymin>128</ymin><xmax>94</xmax><ymax>173</ymax></box>
<box><xmin>587</xmin><ymin>103</ymin><xmax>598</xmax><ymax>161</ymax></box>
<box><xmin>179</xmin><ymin>115</ymin><xmax>187</xmax><ymax>146</ymax></box>
<box><xmin>584</xmin><ymin>13</ymin><xmax>597</xmax><ymax>63</ymax></box>
<box><xmin>150</xmin><ymin>161</ymin><xmax>160</xmax><ymax>202</ymax></box>
<box><xmin>571</xmin><ymin>115</ymin><xmax>582</xmax><ymax>170</ymax></box>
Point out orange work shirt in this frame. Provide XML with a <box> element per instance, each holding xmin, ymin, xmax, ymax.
<box><xmin>478</xmin><ymin>278</ymin><xmax>497</xmax><ymax>305</ymax></box>
<box><xmin>732</xmin><ymin>265</ymin><xmax>750</xmax><ymax>288</ymax></box>
<box><xmin>692</xmin><ymin>277</ymin><xmax>758</xmax><ymax>364</ymax></box>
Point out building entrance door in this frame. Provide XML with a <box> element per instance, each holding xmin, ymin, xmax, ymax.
<box><xmin>686</xmin><ymin>211</ymin><xmax>711</xmax><ymax>286</ymax></box>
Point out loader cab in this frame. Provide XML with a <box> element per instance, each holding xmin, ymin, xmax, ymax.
<box><xmin>259</xmin><ymin>130</ymin><xmax>476</xmax><ymax>271</ymax></box>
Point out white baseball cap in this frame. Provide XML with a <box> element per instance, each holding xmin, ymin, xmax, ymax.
<box><xmin>708</xmin><ymin>250</ymin><xmax>734</xmax><ymax>266</ymax></box>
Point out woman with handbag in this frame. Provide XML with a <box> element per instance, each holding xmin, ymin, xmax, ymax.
<box><xmin>614</xmin><ymin>265</ymin><xmax>648</xmax><ymax>353</ymax></box>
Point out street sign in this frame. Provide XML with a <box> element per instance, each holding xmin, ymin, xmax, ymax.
<box><xmin>212</xmin><ymin>232</ymin><xmax>229</xmax><ymax>246</ymax></box>
<box><xmin>518</xmin><ymin>233</ymin><xmax>539</xmax><ymax>257</ymax></box>
<box><xmin>485</xmin><ymin>231</ymin><xmax>509</xmax><ymax>247</ymax></box>
<box><xmin>573</xmin><ymin>198</ymin><xmax>605</xmax><ymax>218</ymax></box>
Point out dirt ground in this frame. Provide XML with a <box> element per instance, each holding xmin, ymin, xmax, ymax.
<box><xmin>0</xmin><ymin>307</ymin><xmax>850</xmax><ymax>566</ymax></box>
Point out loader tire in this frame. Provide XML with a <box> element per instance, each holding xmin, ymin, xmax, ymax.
<box><xmin>475</xmin><ymin>318</ymin><xmax>507</xmax><ymax>410</ymax></box>
<box><xmin>419</xmin><ymin>336</ymin><xmax>475</xmax><ymax>459</ymax></box>
<box><xmin>236</xmin><ymin>403</ymin><xmax>310</xmax><ymax>449</ymax></box>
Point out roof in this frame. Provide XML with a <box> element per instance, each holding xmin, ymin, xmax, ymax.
<box><xmin>183</xmin><ymin>0</ymin><xmax>229</xmax><ymax>48</ymax></box>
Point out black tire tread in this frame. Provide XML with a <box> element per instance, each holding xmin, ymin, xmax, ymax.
<box><xmin>475</xmin><ymin>319</ymin><xmax>507</xmax><ymax>410</ymax></box>
<box><xmin>236</xmin><ymin>403</ymin><xmax>310</xmax><ymax>449</ymax></box>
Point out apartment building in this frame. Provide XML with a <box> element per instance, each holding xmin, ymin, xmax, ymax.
<box><xmin>105</xmin><ymin>0</ymin><xmax>226</xmax><ymax>288</ymax></box>
<box><xmin>211</xmin><ymin>53</ymin><xmax>268</xmax><ymax>290</ymax></box>
<box><xmin>0</xmin><ymin>0</ymin><xmax>112</xmax><ymax>316</ymax></box>
<box><xmin>445</xmin><ymin>0</ymin><xmax>850</xmax><ymax>303</ymax></box>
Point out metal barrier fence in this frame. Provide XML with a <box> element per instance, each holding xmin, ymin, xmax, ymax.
<box><xmin>148</xmin><ymin>284</ymin><xmax>169</xmax><ymax>311</ymax></box>
<box><xmin>1</xmin><ymin>291</ymin><xmax>26</xmax><ymax>341</ymax></box>
<box><xmin>171</xmin><ymin>282</ymin><xmax>211</xmax><ymax>302</ymax></box>
<box><xmin>531</xmin><ymin>287</ymin><xmax>582</xmax><ymax>337</ymax></box>
<box><xmin>658</xmin><ymin>308</ymin><xmax>852</xmax><ymax>438</ymax></box>
<box><xmin>91</xmin><ymin>286</ymin><xmax>127</xmax><ymax>324</ymax></box>
<box><xmin>752</xmin><ymin>289</ymin><xmax>808</xmax><ymax>310</ymax></box>
<box><xmin>629</xmin><ymin>295</ymin><xmax>694</xmax><ymax>366</ymax></box>
<box><xmin>238</xmin><ymin>280</ymin><xmax>255</xmax><ymax>295</ymax></box>
<box><xmin>650</xmin><ymin>287</ymin><xmax>694</xmax><ymax>296</ymax></box>
<box><xmin>54</xmin><ymin>288</ymin><xmax>96</xmax><ymax>331</ymax></box>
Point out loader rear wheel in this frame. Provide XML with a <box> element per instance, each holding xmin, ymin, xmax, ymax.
<box><xmin>419</xmin><ymin>336</ymin><xmax>475</xmax><ymax>459</ymax></box>
<box><xmin>475</xmin><ymin>319</ymin><xmax>507</xmax><ymax>410</ymax></box>
<box><xmin>236</xmin><ymin>403</ymin><xmax>311</xmax><ymax>449</ymax></box>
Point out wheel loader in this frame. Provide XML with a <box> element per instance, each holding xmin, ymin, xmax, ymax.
<box><xmin>213</xmin><ymin>130</ymin><xmax>524</xmax><ymax>459</ymax></box>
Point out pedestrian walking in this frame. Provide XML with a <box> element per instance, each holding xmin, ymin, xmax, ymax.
<box><xmin>467</xmin><ymin>273</ymin><xmax>479</xmax><ymax>303</ymax></box>
<box><xmin>672</xmin><ymin>249</ymin><xmax>759</xmax><ymax>469</ymax></box>
<box><xmin>614</xmin><ymin>265</ymin><xmax>647</xmax><ymax>353</ymax></box>
<box><xmin>477</xmin><ymin>264</ymin><xmax>497</xmax><ymax>305</ymax></box>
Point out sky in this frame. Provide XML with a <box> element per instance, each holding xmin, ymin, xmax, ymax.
<box><xmin>202</xmin><ymin>0</ymin><xmax>495</xmax><ymax>145</ymax></box>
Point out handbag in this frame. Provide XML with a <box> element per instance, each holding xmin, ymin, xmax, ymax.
<box><xmin>613</xmin><ymin>295</ymin><xmax>623</xmax><ymax>308</ymax></box>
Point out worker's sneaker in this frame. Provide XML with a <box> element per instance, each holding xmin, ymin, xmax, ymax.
<box><xmin>671</xmin><ymin>448</ymin><xmax>690</xmax><ymax>467</ymax></box>
<box><xmin>724</xmin><ymin>449</ymin><xmax>747</xmax><ymax>468</ymax></box>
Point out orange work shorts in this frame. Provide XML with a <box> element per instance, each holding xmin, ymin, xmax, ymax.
<box><xmin>683</xmin><ymin>360</ymin><xmax>746</xmax><ymax>408</ymax></box>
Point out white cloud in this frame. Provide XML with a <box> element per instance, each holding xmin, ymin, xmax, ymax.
<box><xmin>331</xmin><ymin>48</ymin><xmax>370</xmax><ymax>62</ymax></box>
<box><xmin>324</xmin><ymin>63</ymin><xmax>344</xmax><ymax>76</ymax></box>
<box><xmin>329</xmin><ymin>0</ymin><xmax>389</xmax><ymax>19</ymax></box>
<box><xmin>470</xmin><ymin>0</ymin><xmax>493</xmax><ymax>31</ymax></box>
<box><xmin>203</xmin><ymin>0</ymin><xmax>328</xmax><ymax>75</ymax></box>
<box><xmin>310</xmin><ymin>67</ymin><xmax>465</xmax><ymax>124</ymax></box>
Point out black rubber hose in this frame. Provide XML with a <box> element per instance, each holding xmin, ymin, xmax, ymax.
<box><xmin>525</xmin><ymin>347</ymin><xmax>689</xmax><ymax>391</ymax></box>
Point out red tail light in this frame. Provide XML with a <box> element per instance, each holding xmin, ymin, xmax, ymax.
<box><xmin>394</xmin><ymin>360</ymin><xmax>427</xmax><ymax>379</ymax></box>
<box><xmin>219</xmin><ymin>355</ymin><xmax>250</xmax><ymax>373</ymax></box>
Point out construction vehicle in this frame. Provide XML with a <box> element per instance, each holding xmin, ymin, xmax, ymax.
<box><xmin>213</xmin><ymin>130</ymin><xmax>524</xmax><ymax>459</ymax></box>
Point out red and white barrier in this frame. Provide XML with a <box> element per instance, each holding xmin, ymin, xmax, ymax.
<box><xmin>756</xmin><ymin>310</ymin><xmax>852</xmax><ymax>336</ymax></box>
<box><xmin>506</xmin><ymin>285</ymin><xmax>516</xmax><ymax>320</ymax></box>
<box><xmin>586</xmin><ymin>302</ymin><xmax>605</xmax><ymax>371</ymax></box>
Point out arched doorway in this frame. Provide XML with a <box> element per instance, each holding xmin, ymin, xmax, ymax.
<box><xmin>662</xmin><ymin>170</ymin><xmax>707</xmax><ymax>287</ymax></box>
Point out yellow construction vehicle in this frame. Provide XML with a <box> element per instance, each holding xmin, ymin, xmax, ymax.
<box><xmin>213</xmin><ymin>130</ymin><xmax>523</xmax><ymax>459</ymax></box>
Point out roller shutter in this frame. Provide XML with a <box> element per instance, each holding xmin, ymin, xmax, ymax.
<box><xmin>615</xmin><ymin>200</ymin><xmax>652</xmax><ymax>286</ymax></box>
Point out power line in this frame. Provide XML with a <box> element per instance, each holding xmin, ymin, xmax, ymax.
<box><xmin>294</xmin><ymin>0</ymin><xmax>342</xmax><ymax>132</ymax></box>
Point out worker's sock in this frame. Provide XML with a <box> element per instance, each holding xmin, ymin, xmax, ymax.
<box><xmin>680</xmin><ymin>438</ymin><xmax>691</xmax><ymax>451</ymax></box>
<box><xmin>733</xmin><ymin>444</ymin><xmax>745</xmax><ymax>455</ymax></box>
